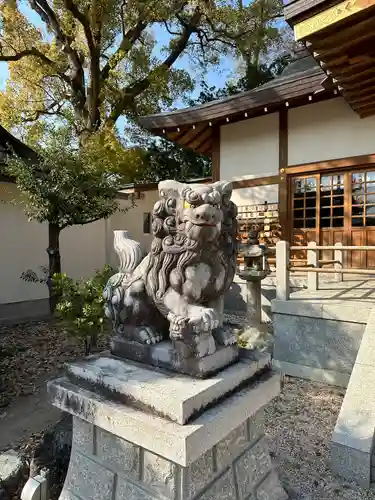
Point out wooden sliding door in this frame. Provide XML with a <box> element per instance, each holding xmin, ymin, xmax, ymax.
<box><xmin>318</xmin><ymin>172</ymin><xmax>345</xmax><ymax>265</ymax></box>
<box><xmin>291</xmin><ymin>175</ymin><xmax>318</xmax><ymax>262</ymax></box>
<box><xmin>349</xmin><ymin>170</ymin><xmax>375</xmax><ymax>268</ymax></box>
<box><xmin>290</xmin><ymin>167</ymin><xmax>375</xmax><ymax>269</ymax></box>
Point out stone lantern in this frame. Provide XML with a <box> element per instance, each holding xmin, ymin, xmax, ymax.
<box><xmin>237</xmin><ymin>227</ymin><xmax>270</xmax><ymax>325</ymax></box>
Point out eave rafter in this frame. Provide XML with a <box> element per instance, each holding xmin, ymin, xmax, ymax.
<box><xmin>292</xmin><ymin>2</ymin><xmax>375</xmax><ymax>118</ymax></box>
<box><xmin>143</xmin><ymin>90</ymin><xmax>336</xmax><ymax>155</ymax></box>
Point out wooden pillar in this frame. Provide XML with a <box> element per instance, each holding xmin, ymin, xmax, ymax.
<box><xmin>334</xmin><ymin>242</ymin><xmax>344</xmax><ymax>282</ymax></box>
<box><xmin>278</xmin><ymin>108</ymin><xmax>289</xmax><ymax>241</ymax></box>
<box><xmin>307</xmin><ymin>241</ymin><xmax>319</xmax><ymax>291</ymax></box>
<box><xmin>276</xmin><ymin>241</ymin><xmax>290</xmax><ymax>300</ymax></box>
<box><xmin>212</xmin><ymin>126</ymin><xmax>220</xmax><ymax>182</ymax></box>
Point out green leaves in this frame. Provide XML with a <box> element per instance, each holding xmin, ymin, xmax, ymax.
<box><xmin>20</xmin><ymin>266</ymin><xmax>49</xmax><ymax>284</ymax></box>
<box><xmin>4</xmin><ymin>128</ymin><xmax>137</xmax><ymax>228</ymax></box>
<box><xmin>52</xmin><ymin>264</ymin><xmax>114</xmax><ymax>354</ymax></box>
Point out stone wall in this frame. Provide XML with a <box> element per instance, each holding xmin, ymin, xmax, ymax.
<box><xmin>60</xmin><ymin>410</ymin><xmax>286</xmax><ymax>500</ymax></box>
<box><xmin>272</xmin><ymin>294</ymin><xmax>369</xmax><ymax>387</ymax></box>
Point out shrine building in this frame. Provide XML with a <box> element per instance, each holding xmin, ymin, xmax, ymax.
<box><xmin>139</xmin><ymin>0</ymin><xmax>375</xmax><ymax>269</ymax></box>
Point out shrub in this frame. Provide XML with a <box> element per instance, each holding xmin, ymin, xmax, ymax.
<box><xmin>52</xmin><ymin>265</ymin><xmax>114</xmax><ymax>355</ymax></box>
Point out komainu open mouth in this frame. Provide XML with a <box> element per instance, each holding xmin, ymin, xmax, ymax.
<box><xmin>193</xmin><ymin>222</ymin><xmax>217</xmax><ymax>227</ymax></box>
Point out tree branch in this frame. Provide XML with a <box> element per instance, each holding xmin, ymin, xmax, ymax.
<box><xmin>0</xmin><ymin>47</ymin><xmax>72</xmax><ymax>85</ymax></box>
<box><xmin>100</xmin><ymin>20</ymin><xmax>148</xmax><ymax>83</ymax></box>
<box><xmin>28</xmin><ymin>0</ymin><xmax>86</xmax><ymax>116</ymax></box>
<box><xmin>62</xmin><ymin>0</ymin><xmax>102</xmax><ymax>130</ymax></box>
<box><xmin>63</xmin><ymin>0</ymin><xmax>95</xmax><ymax>53</ymax></box>
<box><xmin>29</xmin><ymin>0</ymin><xmax>75</xmax><ymax>53</ymax></box>
<box><xmin>23</xmin><ymin>103</ymin><xmax>64</xmax><ymax>122</ymax></box>
<box><xmin>107</xmin><ymin>9</ymin><xmax>202</xmax><ymax>125</ymax></box>
<box><xmin>204</xmin><ymin>15</ymin><xmax>257</xmax><ymax>42</ymax></box>
<box><xmin>163</xmin><ymin>21</ymin><xmax>181</xmax><ymax>36</ymax></box>
<box><xmin>0</xmin><ymin>48</ymin><xmax>35</xmax><ymax>62</ymax></box>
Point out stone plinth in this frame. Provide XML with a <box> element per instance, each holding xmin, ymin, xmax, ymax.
<box><xmin>65</xmin><ymin>352</ymin><xmax>270</xmax><ymax>425</ymax></box>
<box><xmin>48</xmin><ymin>355</ymin><xmax>287</xmax><ymax>500</ymax></box>
<box><xmin>110</xmin><ymin>337</ymin><xmax>239</xmax><ymax>379</ymax></box>
<box><xmin>272</xmin><ymin>292</ymin><xmax>368</xmax><ymax>387</ymax></box>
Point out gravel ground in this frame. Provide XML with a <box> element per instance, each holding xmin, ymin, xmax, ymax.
<box><xmin>266</xmin><ymin>376</ymin><xmax>375</xmax><ymax>500</ymax></box>
<box><xmin>0</xmin><ymin>320</ymin><xmax>108</xmax><ymax>409</ymax></box>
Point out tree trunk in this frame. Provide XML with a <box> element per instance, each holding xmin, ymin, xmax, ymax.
<box><xmin>90</xmin><ymin>332</ymin><xmax>98</xmax><ymax>351</ymax></box>
<box><xmin>47</xmin><ymin>223</ymin><xmax>62</xmax><ymax>312</ymax></box>
<box><xmin>84</xmin><ymin>337</ymin><xmax>91</xmax><ymax>356</ymax></box>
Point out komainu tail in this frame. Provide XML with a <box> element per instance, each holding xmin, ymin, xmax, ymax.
<box><xmin>113</xmin><ymin>230</ymin><xmax>145</xmax><ymax>275</ymax></box>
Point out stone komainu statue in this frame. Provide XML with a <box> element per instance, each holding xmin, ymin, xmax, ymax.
<box><xmin>103</xmin><ymin>180</ymin><xmax>238</xmax><ymax>358</ymax></box>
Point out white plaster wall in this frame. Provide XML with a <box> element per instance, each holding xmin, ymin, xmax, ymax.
<box><xmin>108</xmin><ymin>189</ymin><xmax>159</xmax><ymax>268</ymax></box>
<box><xmin>60</xmin><ymin>219</ymin><xmax>107</xmax><ymax>280</ymax></box>
<box><xmin>0</xmin><ymin>183</ymin><xmax>48</xmax><ymax>304</ymax></box>
<box><xmin>231</xmin><ymin>185</ymin><xmax>278</xmax><ymax>208</ymax></box>
<box><xmin>0</xmin><ymin>183</ymin><xmax>114</xmax><ymax>305</ymax></box>
<box><xmin>220</xmin><ymin>113</ymin><xmax>279</xmax><ymax>181</ymax></box>
<box><xmin>288</xmin><ymin>98</ymin><xmax>375</xmax><ymax>165</ymax></box>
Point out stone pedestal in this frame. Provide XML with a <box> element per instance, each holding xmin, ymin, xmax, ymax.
<box><xmin>48</xmin><ymin>353</ymin><xmax>287</xmax><ymax>500</ymax></box>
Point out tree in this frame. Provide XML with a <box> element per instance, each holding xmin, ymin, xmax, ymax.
<box><xmin>123</xmin><ymin>119</ymin><xmax>211</xmax><ymax>183</ymax></box>
<box><xmin>5</xmin><ymin>128</ymin><xmax>138</xmax><ymax>310</ymax></box>
<box><xmin>229</xmin><ymin>0</ymin><xmax>292</xmax><ymax>89</ymax></box>
<box><xmin>134</xmin><ymin>137</ymin><xmax>211</xmax><ymax>183</ymax></box>
<box><xmin>127</xmin><ymin>48</ymin><xmax>290</xmax><ymax>184</ymax></box>
<box><xmin>130</xmin><ymin>0</ymin><xmax>291</xmax><ymax>184</ymax></box>
<box><xmin>0</xmin><ymin>0</ymin><xmax>284</xmax><ymax>146</ymax></box>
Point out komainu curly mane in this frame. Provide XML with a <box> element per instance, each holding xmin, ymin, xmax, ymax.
<box><xmin>144</xmin><ymin>181</ymin><xmax>237</xmax><ymax>308</ymax></box>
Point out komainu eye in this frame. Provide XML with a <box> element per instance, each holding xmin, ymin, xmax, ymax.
<box><xmin>183</xmin><ymin>200</ymin><xmax>192</xmax><ymax>209</ymax></box>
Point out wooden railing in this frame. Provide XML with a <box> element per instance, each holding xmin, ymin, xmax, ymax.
<box><xmin>275</xmin><ymin>241</ymin><xmax>375</xmax><ymax>300</ymax></box>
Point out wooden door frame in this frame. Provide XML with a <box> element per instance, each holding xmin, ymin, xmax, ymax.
<box><xmin>286</xmin><ymin>153</ymin><xmax>375</xmax><ymax>176</ymax></box>
<box><xmin>287</xmin><ymin>171</ymin><xmax>321</xmax><ymax>244</ymax></box>
<box><xmin>288</xmin><ymin>164</ymin><xmax>375</xmax><ymax>259</ymax></box>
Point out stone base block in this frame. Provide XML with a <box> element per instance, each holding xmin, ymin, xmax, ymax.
<box><xmin>48</xmin><ymin>358</ymin><xmax>286</xmax><ymax>500</ymax></box>
<box><xmin>111</xmin><ymin>337</ymin><xmax>239</xmax><ymax>378</ymax></box>
<box><xmin>0</xmin><ymin>450</ymin><xmax>25</xmax><ymax>497</ymax></box>
<box><xmin>59</xmin><ymin>427</ymin><xmax>287</xmax><ymax>500</ymax></box>
<box><xmin>330</xmin><ymin>442</ymin><xmax>371</xmax><ymax>488</ymax></box>
<box><xmin>66</xmin><ymin>352</ymin><xmax>271</xmax><ymax>424</ymax></box>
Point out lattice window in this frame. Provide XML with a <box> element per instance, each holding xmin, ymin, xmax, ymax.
<box><xmin>320</xmin><ymin>174</ymin><xmax>344</xmax><ymax>228</ymax></box>
<box><xmin>352</xmin><ymin>171</ymin><xmax>375</xmax><ymax>227</ymax></box>
<box><xmin>293</xmin><ymin>177</ymin><xmax>317</xmax><ymax>229</ymax></box>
